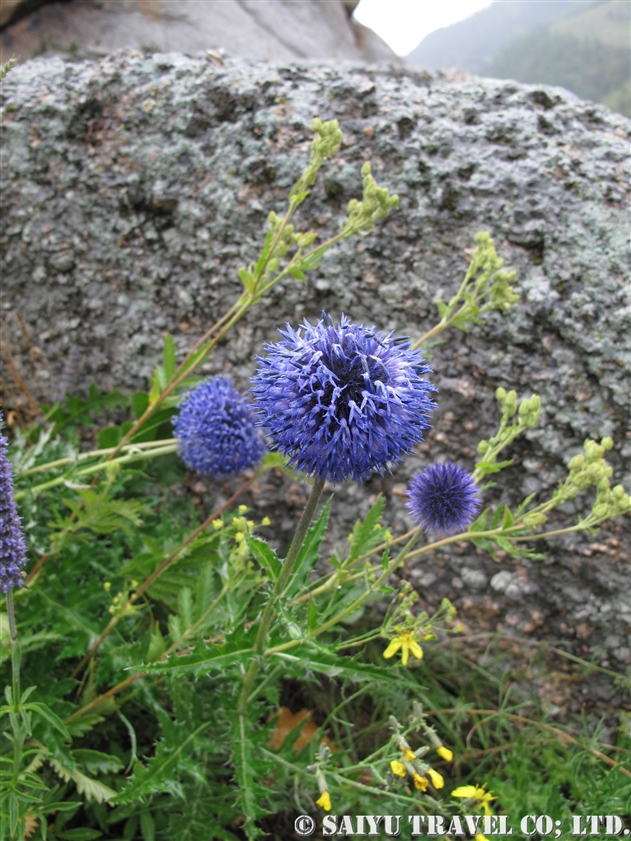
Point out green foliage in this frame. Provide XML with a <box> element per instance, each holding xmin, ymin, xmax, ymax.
<box><xmin>1</xmin><ymin>118</ymin><xmax>629</xmax><ymax>841</ymax></box>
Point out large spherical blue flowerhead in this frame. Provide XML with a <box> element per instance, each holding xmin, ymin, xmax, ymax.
<box><xmin>0</xmin><ymin>415</ymin><xmax>28</xmax><ymax>592</ymax></box>
<box><xmin>406</xmin><ymin>463</ymin><xmax>481</xmax><ymax>535</ymax></box>
<box><xmin>173</xmin><ymin>378</ymin><xmax>265</xmax><ymax>477</ymax></box>
<box><xmin>251</xmin><ymin>313</ymin><xmax>437</xmax><ymax>484</ymax></box>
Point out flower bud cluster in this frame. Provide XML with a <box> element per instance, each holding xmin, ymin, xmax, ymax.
<box><xmin>346</xmin><ymin>162</ymin><xmax>399</xmax><ymax>234</ymax></box>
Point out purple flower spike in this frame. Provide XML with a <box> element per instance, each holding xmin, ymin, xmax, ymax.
<box><xmin>407</xmin><ymin>463</ymin><xmax>481</xmax><ymax>535</ymax></box>
<box><xmin>251</xmin><ymin>313</ymin><xmax>437</xmax><ymax>484</ymax></box>
<box><xmin>0</xmin><ymin>415</ymin><xmax>28</xmax><ymax>592</ymax></box>
<box><xmin>173</xmin><ymin>378</ymin><xmax>265</xmax><ymax>477</ymax></box>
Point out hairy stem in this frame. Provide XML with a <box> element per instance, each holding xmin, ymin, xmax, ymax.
<box><xmin>238</xmin><ymin>478</ymin><xmax>325</xmax><ymax>714</ymax></box>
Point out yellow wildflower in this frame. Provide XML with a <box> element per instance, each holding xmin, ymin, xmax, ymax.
<box><xmin>413</xmin><ymin>773</ymin><xmax>428</xmax><ymax>791</ymax></box>
<box><xmin>247</xmin><ymin>520</ymin><xmax>255</xmax><ymax>528</ymax></box>
<box><xmin>437</xmin><ymin>746</ymin><xmax>453</xmax><ymax>762</ymax></box>
<box><xmin>390</xmin><ymin>760</ymin><xmax>406</xmax><ymax>777</ymax></box>
<box><xmin>261</xmin><ymin>516</ymin><xmax>271</xmax><ymax>526</ymax></box>
<box><xmin>316</xmin><ymin>791</ymin><xmax>331</xmax><ymax>811</ymax></box>
<box><xmin>476</xmin><ymin>835</ymin><xmax>489</xmax><ymax>841</ymax></box>
<box><xmin>212</xmin><ymin>519</ymin><xmax>223</xmax><ymax>529</ymax></box>
<box><xmin>400</xmin><ymin>747</ymin><xmax>416</xmax><ymax>762</ymax></box>
<box><xmin>427</xmin><ymin>768</ymin><xmax>444</xmax><ymax>790</ymax></box>
<box><xmin>238</xmin><ymin>505</ymin><xmax>248</xmax><ymax>514</ymax></box>
<box><xmin>103</xmin><ymin>581</ymin><xmax>111</xmax><ymax>591</ymax></box>
<box><xmin>383</xmin><ymin>631</ymin><xmax>423</xmax><ymax>666</ymax></box>
<box><xmin>235</xmin><ymin>532</ymin><xmax>245</xmax><ymax>541</ymax></box>
<box><xmin>452</xmin><ymin>784</ymin><xmax>496</xmax><ymax>816</ymax></box>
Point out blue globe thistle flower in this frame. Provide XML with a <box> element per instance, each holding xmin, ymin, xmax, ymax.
<box><xmin>406</xmin><ymin>462</ymin><xmax>481</xmax><ymax>535</ymax></box>
<box><xmin>173</xmin><ymin>378</ymin><xmax>265</xmax><ymax>477</ymax></box>
<box><xmin>0</xmin><ymin>416</ymin><xmax>28</xmax><ymax>592</ymax></box>
<box><xmin>251</xmin><ymin>313</ymin><xmax>437</xmax><ymax>484</ymax></box>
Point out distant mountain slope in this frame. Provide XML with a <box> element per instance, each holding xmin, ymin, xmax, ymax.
<box><xmin>552</xmin><ymin>0</ymin><xmax>630</xmax><ymax>48</ymax></box>
<box><xmin>406</xmin><ymin>1</ymin><xmax>600</xmax><ymax>73</ymax></box>
<box><xmin>406</xmin><ymin>0</ymin><xmax>628</xmax><ymax>117</ymax></box>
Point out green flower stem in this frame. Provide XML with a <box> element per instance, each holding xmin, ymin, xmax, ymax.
<box><xmin>264</xmin><ymin>531</ymin><xmax>421</xmax><ymax>658</ymax></box>
<box><xmin>238</xmin><ymin>478</ymin><xmax>326</xmax><ymax>714</ymax></box>
<box><xmin>18</xmin><ymin>438</ymin><xmax>178</xmax><ymax>478</ymax></box>
<box><xmin>108</xmin><ymin>297</ymin><xmax>249</xmax><ymax>461</ymax></box>
<box><xmin>16</xmin><ymin>443</ymin><xmax>178</xmax><ymax>498</ymax></box>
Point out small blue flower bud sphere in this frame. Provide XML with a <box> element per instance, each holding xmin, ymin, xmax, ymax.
<box><xmin>173</xmin><ymin>378</ymin><xmax>265</xmax><ymax>477</ymax></box>
<box><xmin>406</xmin><ymin>463</ymin><xmax>481</xmax><ymax>535</ymax></box>
<box><xmin>0</xmin><ymin>416</ymin><xmax>28</xmax><ymax>592</ymax></box>
<box><xmin>251</xmin><ymin>313</ymin><xmax>437</xmax><ymax>484</ymax></box>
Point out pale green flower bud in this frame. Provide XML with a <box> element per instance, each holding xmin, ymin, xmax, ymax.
<box><xmin>477</xmin><ymin>440</ymin><xmax>489</xmax><ymax>456</ymax></box>
<box><xmin>568</xmin><ymin>454</ymin><xmax>584</xmax><ymax>471</ymax></box>
<box><xmin>601</xmin><ymin>436</ymin><xmax>613</xmax><ymax>451</ymax></box>
<box><xmin>522</xmin><ymin>512</ymin><xmax>547</xmax><ymax>528</ymax></box>
<box><xmin>495</xmin><ymin>387</ymin><xmax>506</xmax><ymax>401</ymax></box>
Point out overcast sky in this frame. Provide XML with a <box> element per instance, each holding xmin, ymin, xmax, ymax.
<box><xmin>354</xmin><ymin>0</ymin><xmax>494</xmax><ymax>56</ymax></box>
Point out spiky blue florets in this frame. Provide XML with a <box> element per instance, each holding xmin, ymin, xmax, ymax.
<box><xmin>0</xmin><ymin>417</ymin><xmax>27</xmax><ymax>592</ymax></box>
<box><xmin>251</xmin><ymin>313</ymin><xmax>437</xmax><ymax>484</ymax></box>
<box><xmin>407</xmin><ymin>463</ymin><xmax>481</xmax><ymax>535</ymax></box>
<box><xmin>173</xmin><ymin>378</ymin><xmax>265</xmax><ymax>477</ymax></box>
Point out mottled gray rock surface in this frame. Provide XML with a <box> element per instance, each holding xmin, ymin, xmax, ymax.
<box><xmin>1</xmin><ymin>53</ymin><xmax>630</xmax><ymax>707</ymax></box>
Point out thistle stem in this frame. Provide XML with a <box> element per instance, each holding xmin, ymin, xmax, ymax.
<box><xmin>238</xmin><ymin>478</ymin><xmax>325</xmax><ymax>714</ymax></box>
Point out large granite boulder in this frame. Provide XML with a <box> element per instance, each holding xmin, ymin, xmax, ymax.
<box><xmin>1</xmin><ymin>53</ymin><xmax>629</xmax><ymax>712</ymax></box>
<box><xmin>0</xmin><ymin>0</ymin><xmax>395</xmax><ymax>65</ymax></box>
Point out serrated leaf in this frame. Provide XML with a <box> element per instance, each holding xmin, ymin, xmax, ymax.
<box><xmin>72</xmin><ymin>749</ymin><xmax>123</xmax><ymax>775</ymax></box>
<box><xmin>48</xmin><ymin>758</ymin><xmax>117</xmax><ymax>804</ymax></box>
<box><xmin>272</xmin><ymin>650</ymin><xmax>419</xmax><ymax>689</ymax></box>
<box><xmin>286</xmin><ymin>498</ymin><xmax>331</xmax><ymax>597</ymax></box>
<box><xmin>111</xmin><ymin>723</ymin><xmax>209</xmax><ymax>805</ymax></box>
<box><xmin>248</xmin><ymin>537</ymin><xmax>281</xmax><ymax>580</ymax></box>
<box><xmin>346</xmin><ymin>495</ymin><xmax>386</xmax><ymax>567</ymax></box>
<box><xmin>141</xmin><ymin>639</ymin><xmax>254</xmax><ymax>677</ymax></box>
<box><xmin>177</xmin><ymin>587</ymin><xmax>194</xmax><ymax>629</ymax></box>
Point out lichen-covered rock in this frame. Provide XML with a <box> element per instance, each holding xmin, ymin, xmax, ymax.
<box><xmin>1</xmin><ymin>53</ymin><xmax>629</xmax><ymax>694</ymax></box>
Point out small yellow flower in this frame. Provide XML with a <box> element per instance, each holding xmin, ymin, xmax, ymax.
<box><xmin>235</xmin><ymin>532</ymin><xmax>245</xmax><ymax>541</ymax></box>
<box><xmin>316</xmin><ymin>791</ymin><xmax>331</xmax><ymax>811</ymax></box>
<box><xmin>413</xmin><ymin>773</ymin><xmax>428</xmax><ymax>791</ymax></box>
<box><xmin>390</xmin><ymin>760</ymin><xmax>406</xmax><ymax>777</ymax></box>
<box><xmin>437</xmin><ymin>746</ymin><xmax>453</xmax><ymax>762</ymax></box>
<box><xmin>476</xmin><ymin>834</ymin><xmax>489</xmax><ymax>841</ymax></box>
<box><xmin>247</xmin><ymin>520</ymin><xmax>255</xmax><ymax>528</ymax></box>
<box><xmin>383</xmin><ymin>632</ymin><xmax>423</xmax><ymax>666</ymax></box>
<box><xmin>261</xmin><ymin>516</ymin><xmax>271</xmax><ymax>526</ymax></box>
<box><xmin>427</xmin><ymin>768</ymin><xmax>444</xmax><ymax>790</ymax></box>
<box><xmin>238</xmin><ymin>505</ymin><xmax>248</xmax><ymax>514</ymax></box>
<box><xmin>452</xmin><ymin>784</ymin><xmax>496</xmax><ymax>816</ymax></box>
<box><xmin>400</xmin><ymin>747</ymin><xmax>416</xmax><ymax>762</ymax></box>
<box><xmin>103</xmin><ymin>581</ymin><xmax>111</xmax><ymax>591</ymax></box>
<box><xmin>212</xmin><ymin>519</ymin><xmax>223</xmax><ymax>529</ymax></box>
